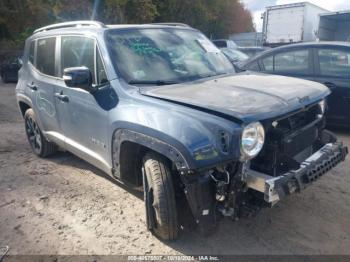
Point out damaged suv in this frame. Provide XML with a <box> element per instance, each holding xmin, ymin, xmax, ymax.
<box><xmin>16</xmin><ymin>21</ymin><xmax>348</xmax><ymax>240</ymax></box>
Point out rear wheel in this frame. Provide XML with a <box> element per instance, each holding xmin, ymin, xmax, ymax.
<box><xmin>2</xmin><ymin>72</ymin><xmax>8</xmax><ymax>83</ymax></box>
<box><xmin>24</xmin><ymin>108</ymin><xmax>57</xmax><ymax>157</ymax></box>
<box><xmin>142</xmin><ymin>152</ymin><xmax>178</xmax><ymax>240</ymax></box>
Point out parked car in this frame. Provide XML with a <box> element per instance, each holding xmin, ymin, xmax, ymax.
<box><xmin>212</xmin><ymin>39</ymin><xmax>238</xmax><ymax>49</ymax></box>
<box><xmin>16</xmin><ymin>21</ymin><xmax>348</xmax><ymax>240</ymax></box>
<box><xmin>1</xmin><ymin>56</ymin><xmax>21</xmax><ymax>83</ymax></box>
<box><xmin>237</xmin><ymin>46</ymin><xmax>270</xmax><ymax>58</ymax></box>
<box><xmin>240</xmin><ymin>42</ymin><xmax>350</xmax><ymax>128</ymax></box>
<box><xmin>220</xmin><ymin>48</ymin><xmax>249</xmax><ymax>65</ymax></box>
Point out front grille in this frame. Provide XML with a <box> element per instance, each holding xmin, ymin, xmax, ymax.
<box><xmin>251</xmin><ymin>104</ymin><xmax>323</xmax><ymax>177</ymax></box>
<box><xmin>269</xmin><ymin>104</ymin><xmax>321</xmax><ymax>136</ymax></box>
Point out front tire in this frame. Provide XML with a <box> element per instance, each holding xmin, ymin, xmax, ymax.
<box><xmin>142</xmin><ymin>152</ymin><xmax>178</xmax><ymax>240</ymax></box>
<box><xmin>24</xmin><ymin>108</ymin><xmax>57</xmax><ymax>157</ymax></box>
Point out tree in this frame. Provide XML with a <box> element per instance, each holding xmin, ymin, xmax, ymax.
<box><xmin>0</xmin><ymin>0</ymin><xmax>254</xmax><ymax>47</ymax></box>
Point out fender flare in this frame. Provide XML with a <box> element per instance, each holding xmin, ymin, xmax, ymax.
<box><xmin>16</xmin><ymin>93</ymin><xmax>34</xmax><ymax>114</ymax></box>
<box><xmin>111</xmin><ymin>128</ymin><xmax>217</xmax><ymax>228</ymax></box>
<box><xmin>112</xmin><ymin>128</ymin><xmax>195</xmax><ymax>177</ymax></box>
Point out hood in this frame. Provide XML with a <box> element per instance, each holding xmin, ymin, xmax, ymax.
<box><xmin>140</xmin><ymin>73</ymin><xmax>330</xmax><ymax>123</ymax></box>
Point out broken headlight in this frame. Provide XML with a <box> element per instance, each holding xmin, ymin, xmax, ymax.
<box><xmin>241</xmin><ymin>122</ymin><xmax>265</xmax><ymax>160</ymax></box>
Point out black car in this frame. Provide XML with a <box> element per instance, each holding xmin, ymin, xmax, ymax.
<box><xmin>237</xmin><ymin>46</ymin><xmax>270</xmax><ymax>58</ymax></box>
<box><xmin>220</xmin><ymin>48</ymin><xmax>249</xmax><ymax>65</ymax></box>
<box><xmin>0</xmin><ymin>56</ymin><xmax>21</xmax><ymax>83</ymax></box>
<box><xmin>241</xmin><ymin>42</ymin><xmax>350</xmax><ymax>127</ymax></box>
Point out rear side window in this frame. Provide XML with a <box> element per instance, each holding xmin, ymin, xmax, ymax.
<box><xmin>37</xmin><ymin>37</ymin><xmax>56</xmax><ymax>76</ymax></box>
<box><xmin>318</xmin><ymin>49</ymin><xmax>350</xmax><ymax>78</ymax></box>
<box><xmin>247</xmin><ymin>61</ymin><xmax>260</xmax><ymax>71</ymax></box>
<box><xmin>274</xmin><ymin>49</ymin><xmax>309</xmax><ymax>74</ymax></box>
<box><xmin>61</xmin><ymin>36</ymin><xmax>95</xmax><ymax>81</ymax></box>
<box><xmin>261</xmin><ymin>56</ymin><xmax>273</xmax><ymax>71</ymax></box>
<box><xmin>29</xmin><ymin>41</ymin><xmax>35</xmax><ymax>64</ymax></box>
<box><xmin>213</xmin><ymin>40</ymin><xmax>227</xmax><ymax>48</ymax></box>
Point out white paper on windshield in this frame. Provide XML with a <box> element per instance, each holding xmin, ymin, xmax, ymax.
<box><xmin>196</xmin><ymin>39</ymin><xmax>220</xmax><ymax>53</ymax></box>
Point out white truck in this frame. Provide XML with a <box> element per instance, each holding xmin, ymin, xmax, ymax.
<box><xmin>318</xmin><ymin>10</ymin><xmax>350</xmax><ymax>41</ymax></box>
<box><xmin>262</xmin><ymin>2</ymin><xmax>328</xmax><ymax>46</ymax></box>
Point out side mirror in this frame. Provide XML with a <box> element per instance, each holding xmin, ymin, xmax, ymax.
<box><xmin>63</xmin><ymin>67</ymin><xmax>96</xmax><ymax>93</ymax></box>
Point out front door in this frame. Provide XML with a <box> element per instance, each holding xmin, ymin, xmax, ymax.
<box><xmin>313</xmin><ymin>47</ymin><xmax>350</xmax><ymax>126</ymax></box>
<box><xmin>54</xmin><ymin>35</ymin><xmax>111</xmax><ymax>171</ymax></box>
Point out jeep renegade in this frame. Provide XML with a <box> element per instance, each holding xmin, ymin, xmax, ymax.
<box><xmin>16</xmin><ymin>21</ymin><xmax>348</xmax><ymax>240</ymax></box>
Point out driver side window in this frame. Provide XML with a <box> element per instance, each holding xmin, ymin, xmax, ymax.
<box><xmin>61</xmin><ymin>36</ymin><xmax>107</xmax><ymax>85</ymax></box>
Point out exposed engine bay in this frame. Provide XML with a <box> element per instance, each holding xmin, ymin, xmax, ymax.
<box><xmin>182</xmin><ymin>103</ymin><xmax>348</xmax><ymax>231</ymax></box>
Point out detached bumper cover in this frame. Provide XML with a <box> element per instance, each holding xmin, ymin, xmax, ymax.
<box><xmin>246</xmin><ymin>142</ymin><xmax>348</xmax><ymax>203</ymax></box>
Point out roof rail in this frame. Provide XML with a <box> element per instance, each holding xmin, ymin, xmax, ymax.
<box><xmin>34</xmin><ymin>21</ymin><xmax>106</xmax><ymax>34</ymax></box>
<box><xmin>148</xmin><ymin>23</ymin><xmax>191</xmax><ymax>28</ymax></box>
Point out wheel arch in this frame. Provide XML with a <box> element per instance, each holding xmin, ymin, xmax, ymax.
<box><xmin>111</xmin><ymin>128</ymin><xmax>194</xmax><ymax>186</ymax></box>
<box><xmin>17</xmin><ymin>94</ymin><xmax>33</xmax><ymax>117</ymax></box>
<box><xmin>18</xmin><ymin>100</ymin><xmax>32</xmax><ymax>117</ymax></box>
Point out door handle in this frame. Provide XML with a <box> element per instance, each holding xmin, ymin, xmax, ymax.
<box><xmin>27</xmin><ymin>83</ymin><xmax>37</xmax><ymax>91</ymax></box>
<box><xmin>324</xmin><ymin>82</ymin><xmax>337</xmax><ymax>91</ymax></box>
<box><xmin>54</xmin><ymin>92</ymin><xmax>69</xmax><ymax>103</ymax></box>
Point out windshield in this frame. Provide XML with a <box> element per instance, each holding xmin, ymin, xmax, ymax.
<box><xmin>221</xmin><ymin>48</ymin><xmax>249</xmax><ymax>62</ymax></box>
<box><xmin>106</xmin><ymin>28</ymin><xmax>234</xmax><ymax>84</ymax></box>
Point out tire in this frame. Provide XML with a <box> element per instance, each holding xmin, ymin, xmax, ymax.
<box><xmin>2</xmin><ymin>73</ymin><xmax>8</xmax><ymax>83</ymax></box>
<box><xmin>142</xmin><ymin>152</ymin><xmax>178</xmax><ymax>240</ymax></box>
<box><xmin>24</xmin><ymin>108</ymin><xmax>57</xmax><ymax>157</ymax></box>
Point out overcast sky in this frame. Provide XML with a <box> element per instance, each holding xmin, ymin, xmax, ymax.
<box><xmin>240</xmin><ymin>0</ymin><xmax>350</xmax><ymax>31</ymax></box>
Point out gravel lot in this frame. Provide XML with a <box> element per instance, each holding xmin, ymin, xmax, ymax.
<box><xmin>1</xmin><ymin>81</ymin><xmax>350</xmax><ymax>256</ymax></box>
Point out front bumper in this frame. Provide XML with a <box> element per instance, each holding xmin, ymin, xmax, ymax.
<box><xmin>246</xmin><ymin>142</ymin><xmax>348</xmax><ymax>204</ymax></box>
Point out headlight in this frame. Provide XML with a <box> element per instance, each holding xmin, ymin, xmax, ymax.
<box><xmin>241</xmin><ymin>122</ymin><xmax>265</xmax><ymax>160</ymax></box>
<box><xmin>319</xmin><ymin>100</ymin><xmax>326</xmax><ymax>115</ymax></box>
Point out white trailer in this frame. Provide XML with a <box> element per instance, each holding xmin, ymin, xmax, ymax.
<box><xmin>262</xmin><ymin>2</ymin><xmax>329</xmax><ymax>46</ymax></box>
<box><xmin>318</xmin><ymin>10</ymin><xmax>350</xmax><ymax>41</ymax></box>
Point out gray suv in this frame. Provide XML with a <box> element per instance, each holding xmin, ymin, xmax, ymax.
<box><xmin>16</xmin><ymin>21</ymin><xmax>348</xmax><ymax>240</ymax></box>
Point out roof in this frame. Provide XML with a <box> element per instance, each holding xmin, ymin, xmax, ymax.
<box><xmin>212</xmin><ymin>39</ymin><xmax>231</xmax><ymax>42</ymax></box>
<box><xmin>265</xmin><ymin>1</ymin><xmax>329</xmax><ymax>12</ymax></box>
<box><xmin>32</xmin><ymin>21</ymin><xmax>194</xmax><ymax>37</ymax></box>
<box><xmin>34</xmin><ymin>20</ymin><xmax>191</xmax><ymax>34</ymax></box>
<box><xmin>238</xmin><ymin>46</ymin><xmax>269</xmax><ymax>51</ymax></box>
<box><xmin>273</xmin><ymin>41</ymin><xmax>350</xmax><ymax>49</ymax></box>
<box><xmin>106</xmin><ymin>24</ymin><xmax>193</xmax><ymax>30</ymax></box>
<box><xmin>242</xmin><ymin>41</ymin><xmax>350</xmax><ymax>66</ymax></box>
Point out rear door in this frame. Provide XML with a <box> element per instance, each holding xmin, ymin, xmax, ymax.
<box><xmin>313</xmin><ymin>47</ymin><xmax>350</xmax><ymax>126</ymax></box>
<box><xmin>26</xmin><ymin>37</ymin><xmax>62</xmax><ymax>141</ymax></box>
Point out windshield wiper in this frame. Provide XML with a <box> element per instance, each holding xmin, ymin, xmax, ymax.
<box><xmin>128</xmin><ymin>80</ymin><xmax>179</xmax><ymax>86</ymax></box>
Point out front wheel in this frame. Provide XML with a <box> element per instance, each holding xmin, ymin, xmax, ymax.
<box><xmin>24</xmin><ymin>108</ymin><xmax>57</xmax><ymax>157</ymax></box>
<box><xmin>142</xmin><ymin>152</ymin><xmax>179</xmax><ymax>240</ymax></box>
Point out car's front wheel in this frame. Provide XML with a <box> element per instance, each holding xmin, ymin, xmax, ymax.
<box><xmin>142</xmin><ymin>152</ymin><xmax>179</xmax><ymax>240</ymax></box>
<box><xmin>24</xmin><ymin>108</ymin><xmax>57</xmax><ymax>157</ymax></box>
